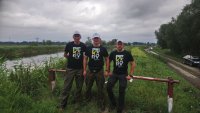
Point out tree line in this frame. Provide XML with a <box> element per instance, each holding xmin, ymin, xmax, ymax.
<box><xmin>155</xmin><ymin>0</ymin><xmax>200</xmax><ymax>56</ymax></box>
<box><xmin>0</xmin><ymin>40</ymin><xmax>66</xmax><ymax>46</ymax></box>
<box><xmin>1</xmin><ymin>39</ymin><xmax>155</xmax><ymax>46</ymax></box>
<box><xmin>84</xmin><ymin>37</ymin><xmax>155</xmax><ymax>46</ymax></box>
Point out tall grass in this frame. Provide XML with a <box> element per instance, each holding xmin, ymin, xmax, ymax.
<box><xmin>0</xmin><ymin>57</ymin><xmax>66</xmax><ymax>113</ymax></box>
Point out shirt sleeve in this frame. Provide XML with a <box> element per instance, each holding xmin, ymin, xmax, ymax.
<box><xmin>85</xmin><ymin>46</ymin><xmax>90</xmax><ymax>57</ymax></box>
<box><xmin>127</xmin><ymin>51</ymin><xmax>134</xmax><ymax>62</ymax></box>
<box><xmin>109</xmin><ymin>51</ymin><xmax>114</xmax><ymax>61</ymax></box>
<box><xmin>103</xmin><ymin>47</ymin><xmax>109</xmax><ymax>57</ymax></box>
<box><xmin>82</xmin><ymin>43</ymin><xmax>86</xmax><ymax>52</ymax></box>
<box><xmin>64</xmin><ymin>43</ymin><xmax>70</xmax><ymax>53</ymax></box>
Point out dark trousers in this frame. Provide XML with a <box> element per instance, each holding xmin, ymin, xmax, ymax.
<box><xmin>107</xmin><ymin>73</ymin><xmax>127</xmax><ymax>112</ymax></box>
<box><xmin>59</xmin><ymin>68</ymin><xmax>84</xmax><ymax>108</ymax></box>
<box><xmin>85</xmin><ymin>69</ymin><xmax>105</xmax><ymax>108</ymax></box>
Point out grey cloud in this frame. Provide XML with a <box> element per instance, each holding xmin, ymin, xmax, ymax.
<box><xmin>117</xmin><ymin>0</ymin><xmax>165</xmax><ymax>19</ymax></box>
<box><xmin>0</xmin><ymin>0</ymin><xmax>190</xmax><ymax>42</ymax></box>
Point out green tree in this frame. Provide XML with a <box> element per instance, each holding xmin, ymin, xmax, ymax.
<box><xmin>107</xmin><ymin>39</ymin><xmax>117</xmax><ymax>45</ymax></box>
<box><xmin>155</xmin><ymin>24</ymin><xmax>168</xmax><ymax>49</ymax></box>
<box><xmin>155</xmin><ymin>0</ymin><xmax>200</xmax><ymax>56</ymax></box>
<box><xmin>85</xmin><ymin>37</ymin><xmax>92</xmax><ymax>46</ymax></box>
<box><xmin>46</xmin><ymin>40</ymin><xmax>52</xmax><ymax>45</ymax></box>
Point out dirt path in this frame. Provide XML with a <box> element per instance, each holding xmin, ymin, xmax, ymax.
<box><xmin>168</xmin><ymin>62</ymin><xmax>200</xmax><ymax>89</ymax></box>
<box><xmin>164</xmin><ymin>56</ymin><xmax>200</xmax><ymax>78</ymax></box>
<box><xmin>147</xmin><ymin>50</ymin><xmax>200</xmax><ymax>89</ymax></box>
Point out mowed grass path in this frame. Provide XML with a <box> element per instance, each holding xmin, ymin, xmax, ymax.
<box><xmin>125</xmin><ymin>47</ymin><xmax>200</xmax><ymax>113</ymax></box>
<box><xmin>0</xmin><ymin>47</ymin><xmax>199</xmax><ymax>113</ymax></box>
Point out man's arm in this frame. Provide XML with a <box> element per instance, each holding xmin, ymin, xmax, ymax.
<box><xmin>83</xmin><ymin>55</ymin><xmax>88</xmax><ymax>77</ymax></box>
<box><xmin>105</xmin><ymin>57</ymin><xmax>110</xmax><ymax>72</ymax></box>
<box><xmin>104</xmin><ymin>57</ymin><xmax>110</xmax><ymax>77</ymax></box>
<box><xmin>108</xmin><ymin>52</ymin><xmax>113</xmax><ymax>76</ymax></box>
<box><xmin>129</xmin><ymin>61</ymin><xmax>136</xmax><ymax>75</ymax></box>
<box><xmin>127</xmin><ymin>61</ymin><xmax>136</xmax><ymax>80</ymax></box>
<box><xmin>64</xmin><ymin>43</ymin><xmax>69</xmax><ymax>58</ymax></box>
<box><xmin>64</xmin><ymin>52</ymin><xmax>69</xmax><ymax>58</ymax></box>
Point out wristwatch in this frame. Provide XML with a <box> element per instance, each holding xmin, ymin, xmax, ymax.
<box><xmin>105</xmin><ymin>70</ymin><xmax>109</xmax><ymax>72</ymax></box>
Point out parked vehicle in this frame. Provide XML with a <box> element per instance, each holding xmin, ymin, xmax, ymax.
<box><xmin>183</xmin><ymin>55</ymin><xmax>200</xmax><ymax>66</ymax></box>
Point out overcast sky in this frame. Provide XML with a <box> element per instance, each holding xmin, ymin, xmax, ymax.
<box><xmin>0</xmin><ymin>0</ymin><xmax>190</xmax><ymax>43</ymax></box>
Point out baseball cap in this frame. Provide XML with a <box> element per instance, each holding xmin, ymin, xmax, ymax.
<box><xmin>117</xmin><ymin>40</ymin><xmax>123</xmax><ymax>45</ymax></box>
<box><xmin>74</xmin><ymin>31</ymin><xmax>80</xmax><ymax>35</ymax></box>
<box><xmin>73</xmin><ymin>31</ymin><xmax>81</xmax><ymax>37</ymax></box>
<box><xmin>92</xmin><ymin>33</ymin><xmax>100</xmax><ymax>39</ymax></box>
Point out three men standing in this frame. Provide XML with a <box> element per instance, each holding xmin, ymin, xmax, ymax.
<box><xmin>58</xmin><ymin>31</ymin><xmax>136</xmax><ymax>113</ymax></box>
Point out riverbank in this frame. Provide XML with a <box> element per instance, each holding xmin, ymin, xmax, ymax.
<box><xmin>0</xmin><ymin>45</ymin><xmax>65</xmax><ymax>60</ymax></box>
<box><xmin>4</xmin><ymin>52</ymin><xmax>64</xmax><ymax>70</ymax></box>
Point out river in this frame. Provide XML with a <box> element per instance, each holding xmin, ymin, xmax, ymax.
<box><xmin>4</xmin><ymin>52</ymin><xmax>64</xmax><ymax>70</ymax></box>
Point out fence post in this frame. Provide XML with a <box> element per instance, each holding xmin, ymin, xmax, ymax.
<box><xmin>167</xmin><ymin>77</ymin><xmax>174</xmax><ymax>113</ymax></box>
<box><xmin>48</xmin><ymin>69</ymin><xmax>56</xmax><ymax>91</ymax></box>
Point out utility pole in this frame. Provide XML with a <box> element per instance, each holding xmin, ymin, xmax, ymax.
<box><xmin>36</xmin><ymin>37</ymin><xmax>39</xmax><ymax>45</ymax></box>
<box><xmin>36</xmin><ymin>37</ymin><xmax>39</xmax><ymax>42</ymax></box>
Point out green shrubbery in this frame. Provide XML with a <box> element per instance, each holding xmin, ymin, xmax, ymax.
<box><xmin>0</xmin><ymin>57</ymin><xmax>65</xmax><ymax>113</ymax></box>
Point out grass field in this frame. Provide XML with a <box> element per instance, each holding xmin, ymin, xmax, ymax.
<box><xmin>0</xmin><ymin>45</ymin><xmax>65</xmax><ymax>60</ymax></box>
<box><xmin>0</xmin><ymin>46</ymin><xmax>199</xmax><ymax>113</ymax></box>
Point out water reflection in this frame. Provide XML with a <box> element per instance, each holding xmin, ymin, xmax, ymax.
<box><xmin>4</xmin><ymin>52</ymin><xmax>64</xmax><ymax>70</ymax></box>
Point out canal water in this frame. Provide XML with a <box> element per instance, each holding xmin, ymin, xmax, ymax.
<box><xmin>4</xmin><ymin>52</ymin><xmax>64</xmax><ymax>70</ymax></box>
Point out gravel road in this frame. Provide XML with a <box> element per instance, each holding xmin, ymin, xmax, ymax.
<box><xmin>147</xmin><ymin>50</ymin><xmax>200</xmax><ymax>89</ymax></box>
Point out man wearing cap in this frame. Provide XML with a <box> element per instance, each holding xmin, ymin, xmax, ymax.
<box><xmin>58</xmin><ymin>31</ymin><xmax>86</xmax><ymax>111</ymax></box>
<box><xmin>83</xmin><ymin>33</ymin><xmax>109</xmax><ymax>112</ymax></box>
<box><xmin>107</xmin><ymin>41</ymin><xmax>136</xmax><ymax>113</ymax></box>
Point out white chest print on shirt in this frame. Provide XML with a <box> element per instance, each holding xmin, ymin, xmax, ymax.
<box><xmin>92</xmin><ymin>48</ymin><xmax>100</xmax><ymax>60</ymax></box>
<box><xmin>116</xmin><ymin>55</ymin><xmax>124</xmax><ymax>67</ymax></box>
<box><xmin>73</xmin><ymin>47</ymin><xmax>81</xmax><ymax>59</ymax></box>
